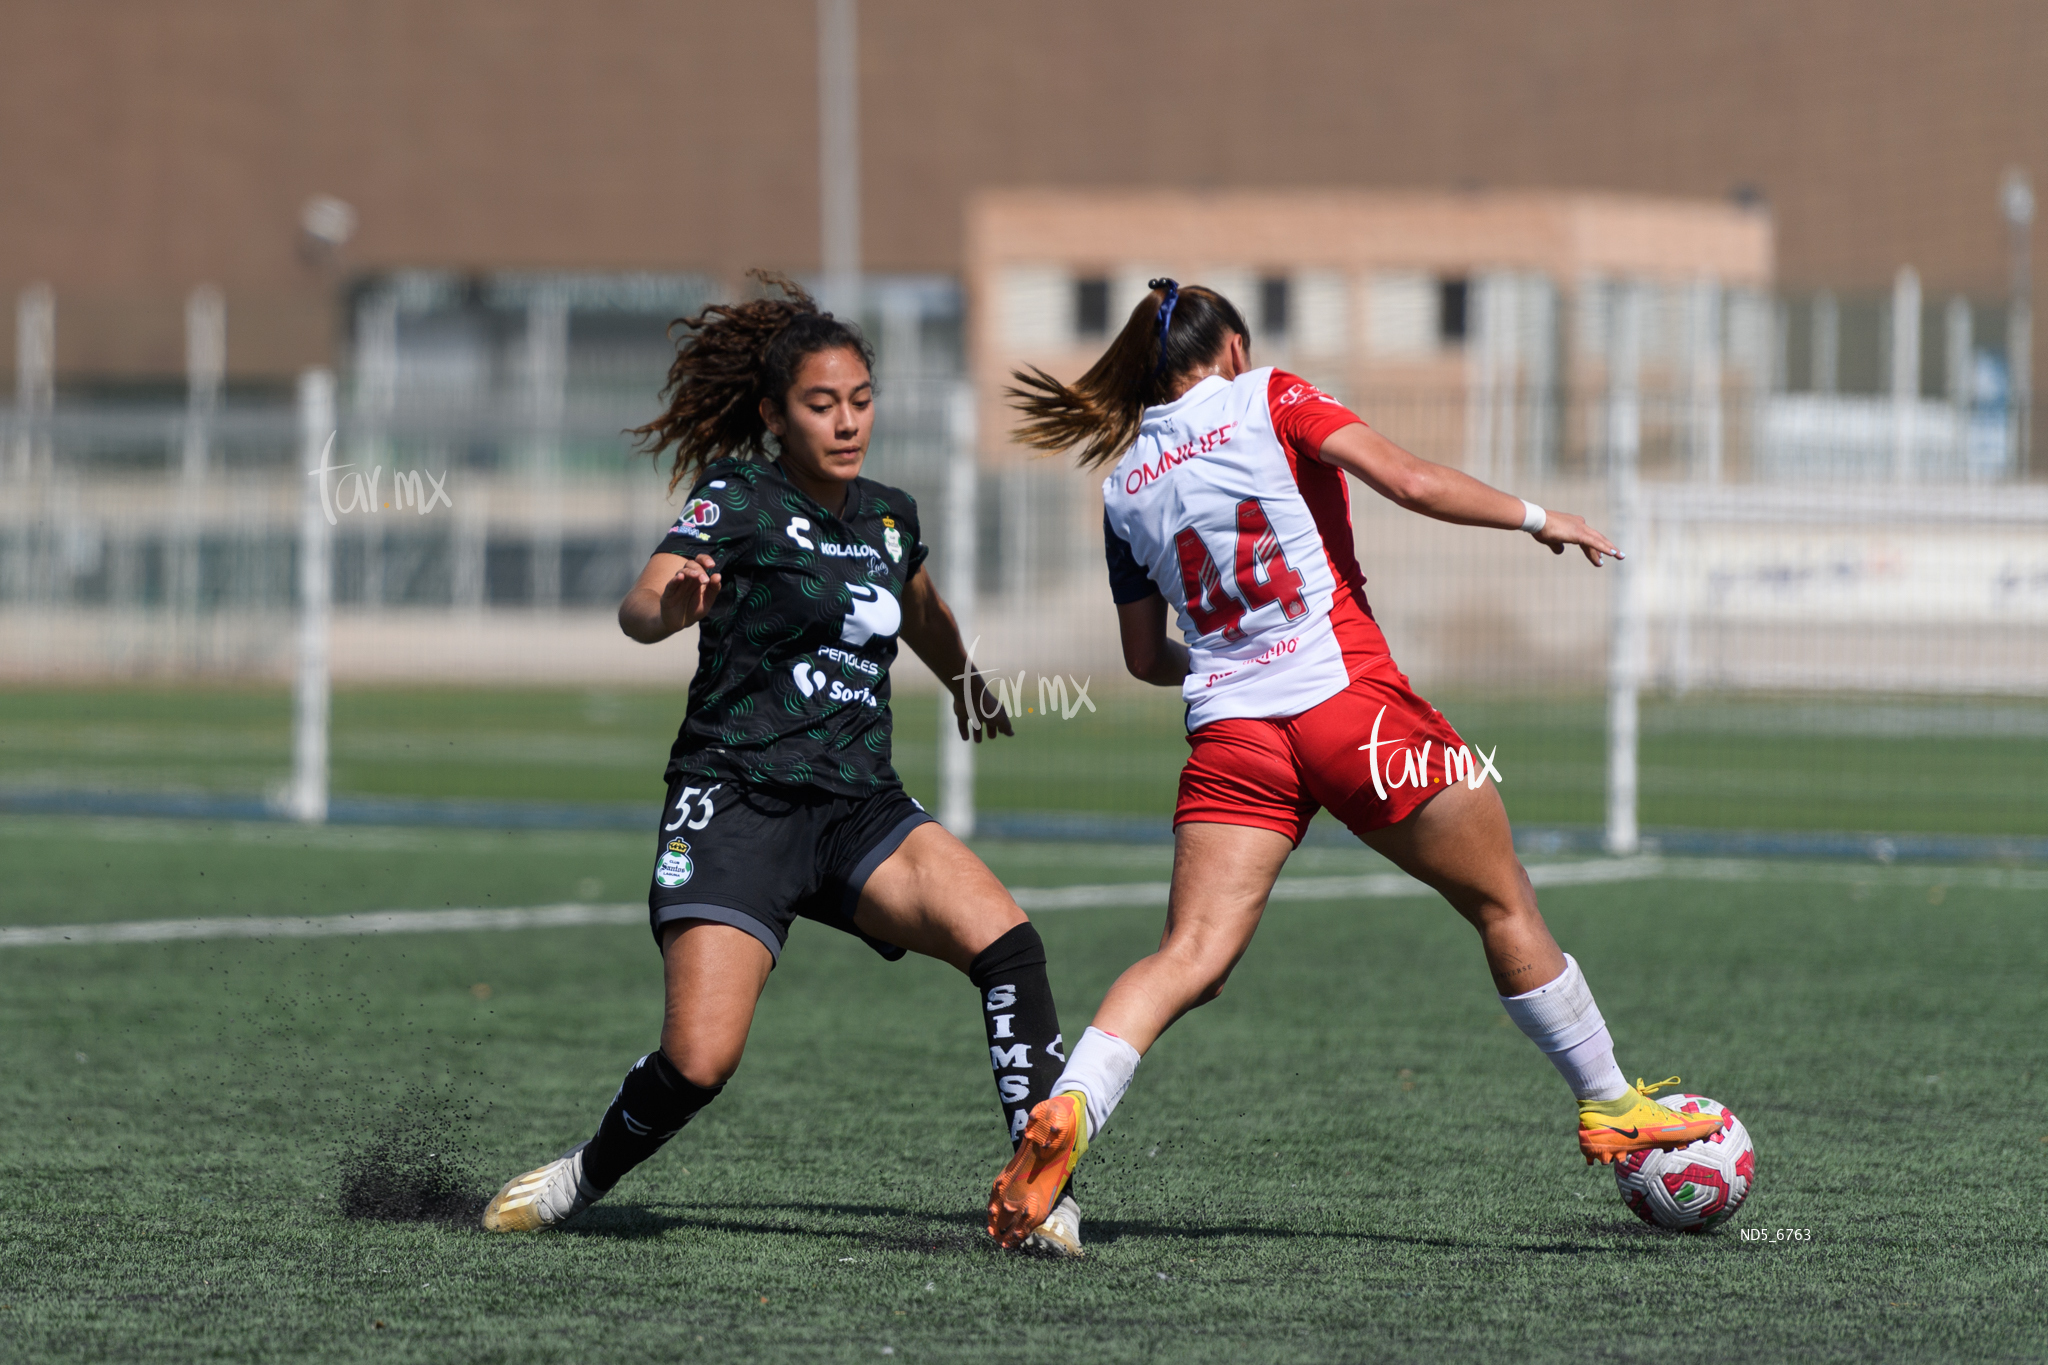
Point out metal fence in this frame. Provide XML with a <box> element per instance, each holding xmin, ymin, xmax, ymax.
<box><xmin>4</xmin><ymin>367</ymin><xmax>2046</xmax><ymax>852</ymax></box>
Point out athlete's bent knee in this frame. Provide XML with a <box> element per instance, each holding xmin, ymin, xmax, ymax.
<box><xmin>1456</xmin><ymin>893</ymin><xmax>1514</xmax><ymax>925</ymax></box>
<box><xmin>660</xmin><ymin>1039</ymin><xmax>744</xmax><ymax>1089</ymax></box>
<box><xmin>1166</xmin><ymin>945</ymin><xmax>1239</xmax><ymax>1011</ymax></box>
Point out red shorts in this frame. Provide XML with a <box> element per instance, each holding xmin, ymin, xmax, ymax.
<box><xmin>1175</xmin><ymin>660</ymin><xmax>1468</xmax><ymax>845</ymax></box>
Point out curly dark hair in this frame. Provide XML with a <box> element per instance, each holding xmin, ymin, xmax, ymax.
<box><xmin>631</xmin><ymin>270</ymin><xmax>876</xmax><ymax>493</ymax></box>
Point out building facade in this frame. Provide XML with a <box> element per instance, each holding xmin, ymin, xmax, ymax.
<box><xmin>0</xmin><ymin>0</ymin><xmax>2041</xmax><ymax>399</ymax></box>
<box><xmin>967</xmin><ymin>189</ymin><xmax>1776</xmax><ymax>476</ymax></box>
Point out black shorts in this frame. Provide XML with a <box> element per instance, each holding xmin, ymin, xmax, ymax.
<box><xmin>645</xmin><ymin>777</ymin><xmax>935</xmax><ymax>964</ymax></box>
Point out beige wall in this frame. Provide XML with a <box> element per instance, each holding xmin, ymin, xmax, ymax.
<box><xmin>967</xmin><ymin>192</ymin><xmax>1773</xmax><ymax>284</ymax></box>
<box><xmin>0</xmin><ymin>1</ymin><xmax>2040</xmax><ymax>382</ymax></box>
<box><xmin>964</xmin><ymin>189</ymin><xmax>1773</xmax><ymax>454</ymax></box>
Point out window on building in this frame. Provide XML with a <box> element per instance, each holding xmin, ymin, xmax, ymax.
<box><xmin>1074</xmin><ymin>276</ymin><xmax>1111</xmax><ymax>337</ymax></box>
<box><xmin>1259</xmin><ymin>275</ymin><xmax>1290</xmax><ymax>341</ymax></box>
<box><xmin>1438</xmin><ymin>277</ymin><xmax>1469</xmax><ymax>344</ymax></box>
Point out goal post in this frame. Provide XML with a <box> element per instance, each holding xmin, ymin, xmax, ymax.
<box><xmin>939</xmin><ymin>381</ymin><xmax>977</xmax><ymax>836</ymax></box>
<box><xmin>1604</xmin><ymin>285</ymin><xmax>1645</xmax><ymax>856</ymax></box>
<box><xmin>289</xmin><ymin>368</ymin><xmax>335</xmax><ymax>824</ymax></box>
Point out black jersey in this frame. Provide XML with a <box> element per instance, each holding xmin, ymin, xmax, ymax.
<box><xmin>655</xmin><ymin>455</ymin><xmax>930</xmax><ymax>796</ymax></box>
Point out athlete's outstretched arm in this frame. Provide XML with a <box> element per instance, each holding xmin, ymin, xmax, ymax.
<box><xmin>619</xmin><ymin>551</ymin><xmax>722</xmax><ymax>643</ymax></box>
<box><xmin>1316</xmin><ymin>424</ymin><xmax>1621</xmax><ymax>566</ymax></box>
<box><xmin>899</xmin><ymin>566</ymin><xmax>1015</xmax><ymax>742</ymax></box>
<box><xmin>1116</xmin><ymin>594</ymin><xmax>1190</xmax><ymax>687</ymax></box>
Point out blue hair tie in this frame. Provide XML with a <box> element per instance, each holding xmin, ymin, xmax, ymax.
<box><xmin>1149</xmin><ymin>278</ymin><xmax>1180</xmax><ymax>379</ymax></box>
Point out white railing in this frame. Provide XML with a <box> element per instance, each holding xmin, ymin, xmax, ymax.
<box><xmin>4</xmin><ymin>379</ymin><xmax>2044</xmax><ymax>842</ymax></box>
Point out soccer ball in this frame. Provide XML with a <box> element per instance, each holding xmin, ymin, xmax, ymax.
<box><xmin>1612</xmin><ymin>1094</ymin><xmax>1754</xmax><ymax>1233</ymax></box>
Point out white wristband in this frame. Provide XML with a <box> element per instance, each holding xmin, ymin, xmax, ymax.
<box><xmin>1518</xmin><ymin>499</ymin><xmax>1547</xmax><ymax>535</ymax></box>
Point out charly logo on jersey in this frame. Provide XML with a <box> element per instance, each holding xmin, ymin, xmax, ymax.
<box><xmin>670</xmin><ymin>497</ymin><xmax>721</xmax><ymax>541</ymax></box>
<box><xmin>784</xmin><ymin>511</ymin><xmax>893</xmax><ymax>565</ymax></box>
<box><xmin>654</xmin><ymin>837</ymin><xmax>694</xmax><ymax>888</ymax></box>
<box><xmin>881</xmin><ymin>515</ymin><xmax>903</xmax><ymax>562</ymax></box>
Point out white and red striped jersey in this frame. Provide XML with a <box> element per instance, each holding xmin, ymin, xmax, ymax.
<box><xmin>1102</xmin><ymin>368</ymin><xmax>1387</xmax><ymax>730</ymax></box>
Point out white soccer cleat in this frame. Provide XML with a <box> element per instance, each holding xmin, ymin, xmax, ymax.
<box><xmin>1022</xmin><ymin>1193</ymin><xmax>1085</xmax><ymax>1259</ymax></box>
<box><xmin>481</xmin><ymin>1142</ymin><xmax>601</xmax><ymax>1232</ymax></box>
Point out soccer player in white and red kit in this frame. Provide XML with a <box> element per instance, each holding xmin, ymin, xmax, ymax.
<box><xmin>987</xmin><ymin>280</ymin><xmax>1724</xmax><ymax>1247</ymax></box>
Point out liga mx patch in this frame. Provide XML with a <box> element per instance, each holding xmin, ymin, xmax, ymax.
<box><xmin>671</xmin><ymin>497</ymin><xmax>721</xmax><ymax>540</ymax></box>
<box><xmin>654</xmin><ymin>838</ymin><xmax>694</xmax><ymax>888</ymax></box>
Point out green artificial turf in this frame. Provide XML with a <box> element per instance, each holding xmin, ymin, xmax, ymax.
<box><xmin>6</xmin><ymin>684</ymin><xmax>2047</xmax><ymax>836</ymax></box>
<box><xmin>2</xmin><ymin>818</ymin><xmax>2044</xmax><ymax>1362</ymax></box>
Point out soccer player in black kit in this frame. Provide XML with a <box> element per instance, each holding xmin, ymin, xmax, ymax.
<box><xmin>482</xmin><ymin>274</ymin><xmax>1082</xmax><ymax>1255</ymax></box>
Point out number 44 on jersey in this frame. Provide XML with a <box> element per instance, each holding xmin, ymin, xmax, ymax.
<box><xmin>1174</xmin><ymin>498</ymin><xmax>1308</xmax><ymax>642</ymax></box>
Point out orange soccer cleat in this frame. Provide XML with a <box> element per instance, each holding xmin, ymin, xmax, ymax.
<box><xmin>1577</xmin><ymin>1077</ymin><xmax>1728</xmax><ymax>1165</ymax></box>
<box><xmin>987</xmin><ymin>1091</ymin><xmax>1089</xmax><ymax>1249</ymax></box>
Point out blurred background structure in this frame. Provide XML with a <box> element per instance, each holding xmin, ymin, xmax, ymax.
<box><xmin>2</xmin><ymin>0</ymin><xmax>2044</xmax><ymax>855</ymax></box>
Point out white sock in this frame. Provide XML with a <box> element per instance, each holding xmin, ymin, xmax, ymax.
<box><xmin>1498</xmin><ymin>955</ymin><xmax>1630</xmax><ymax>1102</ymax></box>
<box><xmin>1050</xmin><ymin>1026</ymin><xmax>1142</xmax><ymax>1141</ymax></box>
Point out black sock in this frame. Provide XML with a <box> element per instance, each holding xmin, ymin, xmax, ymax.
<box><xmin>968</xmin><ymin>923</ymin><xmax>1066</xmax><ymax>1149</ymax></box>
<box><xmin>579</xmin><ymin>1050</ymin><xmax>722</xmax><ymax>1194</ymax></box>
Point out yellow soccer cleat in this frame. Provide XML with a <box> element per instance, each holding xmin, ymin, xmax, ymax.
<box><xmin>1577</xmin><ymin>1077</ymin><xmax>1727</xmax><ymax>1165</ymax></box>
<box><xmin>481</xmin><ymin>1143</ymin><xmax>600</xmax><ymax>1232</ymax></box>
<box><xmin>987</xmin><ymin>1091</ymin><xmax>1088</xmax><ymax>1250</ymax></box>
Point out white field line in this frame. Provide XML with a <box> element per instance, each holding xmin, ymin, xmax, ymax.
<box><xmin>1013</xmin><ymin>853</ymin><xmax>1670</xmax><ymax>911</ymax></box>
<box><xmin>0</xmin><ymin>903</ymin><xmax>643</xmax><ymax>948</ymax></box>
<box><xmin>1639</xmin><ymin>857</ymin><xmax>2048</xmax><ymax>892</ymax></box>
<box><xmin>4</xmin><ymin>857</ymin><xmax>2042</xmax><ymax>950</ymax></box>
